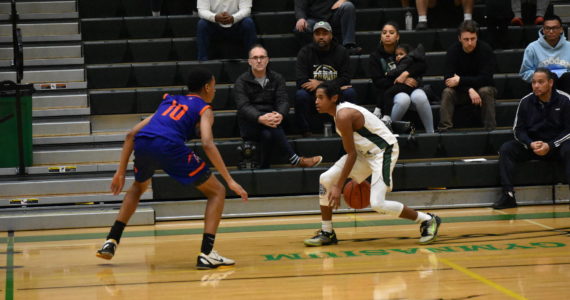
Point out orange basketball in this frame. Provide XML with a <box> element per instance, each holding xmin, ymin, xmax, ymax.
<box><xmin>343</xmin><ymin>180</ymin><xmax>371</xmax><ymax>209</ymax></box>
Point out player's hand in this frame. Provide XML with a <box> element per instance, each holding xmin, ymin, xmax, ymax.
<box><xmin>110</xmin><ymin>171</ymin><xmax>126</xmax><ymax>195</ymax></box>
<box><xmin>301</xmin><ymin>79</ymin><xmax>321</xmax><ymax>92</ymax></box>
<box><xmin>228</xmin><ymin>180</ymin><xmax>248</xmax><ymax>202</ymax></box>
<box><xmin>468</xmin><ymin>88</ymin><xmax>482</xmax><ymax>106</ymax></box>
<box><xmin>328</xmin><ymin>184</ymin><xmax>342</xmax><ymax>210</ymax></box>
<box><xmin>445</xmin><ymin>74</ymin><xmax>460</xmax><ymax>88</ymax></box>
<box><xmin>295</xmin><ymin>18</ymin><xmax>308</xmax><ymax>32</ymax></box>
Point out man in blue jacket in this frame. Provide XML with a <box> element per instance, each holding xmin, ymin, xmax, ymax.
<box><xmin>520</xmin><ymin>15</ymin><xmax>570</xmax><ymax>94</ymax></box>
<box><xmin>494</xmin><ymin>68</ymin><xmax>570</xmax><ymax>209</ymax></box>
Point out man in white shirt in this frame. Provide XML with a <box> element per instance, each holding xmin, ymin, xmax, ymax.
<box><xmin>196</xmin><ymin>0</ymin><xmax>257</xmax><ymax>61</ymax></box>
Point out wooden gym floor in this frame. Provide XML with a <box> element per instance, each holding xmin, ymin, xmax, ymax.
<box><xmin>2</xmin><ymin>205</ymin><xmax>570</xmax><ymax>299</ymax></box>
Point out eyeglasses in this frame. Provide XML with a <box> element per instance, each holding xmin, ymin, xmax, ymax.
<box><xmin>543</xmin><ymin>26</ymin><xmax>562</xmax><ymax>32</ymax></box>
<box><xmin>249</xmin><ymin>56</ymin><xmax>268</xmax><ymax>61</ymax></box>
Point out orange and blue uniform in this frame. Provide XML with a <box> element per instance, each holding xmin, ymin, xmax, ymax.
<box><xmin>134</xmin><ymin>94</ymin><xmax>212</xmax><ymax>185</ymax></box>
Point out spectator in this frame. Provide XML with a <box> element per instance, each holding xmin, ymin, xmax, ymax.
<box><xmin>520</xmin><ymin>15</ymin><xmax>570</xmax><ymax>95</ymax></box>
<box><xmin>234</xmin><ymin>45</ymin><xmax>323</xmax><ymax>168</ymax></box>
<box><xmin>511</xmin><ymin>0</ymin><xmax>550</xmax><ymax>26</ymax></box>
<box><xmin>413</xmin><ymin>0</ymin><xmax>474</xmax><ymax>30</ymax></box>
<box><xmin>294</xmin><ymin>0</ymin><xmax>362</xmax><ymax>54</ymax></box>
<box><xmin>493</xmin><ymin>68</ymin><xmax>570</xmax><ymax>209</ymax></box>
<box><xmin>384</xmin><ymin>43</ymin><xmax>435</xmax><ymax>133</ymax></box>
<box><xmin>438</xmin><ymin>20</ymin><xmax>496</xmax><ymax>132</ymax></box>
<box><xmin>295</xmin><ymin>21</ymin><xmax>357</xmax><ymax>137</ymax></box>
<box><xmin>196</xmin><ymin>0</ymin><xmax>257</xmax><ymax>61</ymax></box>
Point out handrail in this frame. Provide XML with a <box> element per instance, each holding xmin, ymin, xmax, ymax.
<box><xmin>11</xmin><ymin>0</ymin><xmax>23</xmax><ymax>83</ymax></box>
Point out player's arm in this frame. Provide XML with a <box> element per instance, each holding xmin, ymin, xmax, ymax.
<box><xmin>111</xmin><ymin>114</ymin><xmax>154</xmax><ymax>195</ymax></box>
<box><xmin>200</xmin><ymin>108</ymin><xmax>248</xmax><ymax>202</ymax></box>
<box><xmin>328</xmin><ymin>109</ymin><xmax>358</xmax><ymax>209</ymax></box>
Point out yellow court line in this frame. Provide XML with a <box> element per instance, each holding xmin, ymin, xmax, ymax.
<box><xmin>437</xmin><ymin>257</ymin><xmax>528</xmax><ymax>300</ymax></box>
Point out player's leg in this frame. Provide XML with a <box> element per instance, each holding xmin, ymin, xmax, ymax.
<box><xmin>96</xmin><ymin>179</ymin><xmax>151</xmax><ymax>260</ymax></box>
<box><xmin>195</xmin><ymin>174</ymin><xmax>235</xmax><ymax>269</ymax></box>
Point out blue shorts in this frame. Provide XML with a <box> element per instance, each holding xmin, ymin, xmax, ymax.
<box><xmin>133</xmin><ymin>136</ymin><xmax>211</xmax><ymax>186</ymax></box>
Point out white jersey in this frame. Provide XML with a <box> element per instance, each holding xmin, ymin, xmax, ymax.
<box><xmin>335</xmin><ymin>102</ymin><xmax>398</xmax><ymax>154</ymax></box>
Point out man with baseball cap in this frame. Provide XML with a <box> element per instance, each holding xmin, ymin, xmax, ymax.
<box><xmin>294</xmin><ymin>20</ymin><xmax>358</xmax><ymax>137</ymax></box>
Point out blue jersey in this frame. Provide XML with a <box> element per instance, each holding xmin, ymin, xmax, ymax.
<box><xmin>137</xmin><ymin>94</ymin><xmax>211</xmax><ymax>143</ymax></box>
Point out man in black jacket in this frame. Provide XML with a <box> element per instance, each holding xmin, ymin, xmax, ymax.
<box><xmin>493</xmin><ymin>68</ymin><xmax>570</xmax><ymax>209</ymax></box>
<box><xmin>294</xmin><ymin>0</ymin><xmax>361</xmax><ymax>54</ymax></box>
<box><xmin>438</xmin><ymin>20</ymin><xmax>497</xmax><ymax>131</ymax></box>
<box><xmin>295</xmin><ymin>21</ymin><xmax>357</xmax><ymax>137</ymax></box>
<box><xmin>234</xmin><ymin>45</ymin><xmax>323</xmax><ymax>168</ymax></box>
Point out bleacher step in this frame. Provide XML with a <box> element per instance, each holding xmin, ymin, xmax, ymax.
<box><xmin>0</xmin><ymin>68</ymin><xmax>84</xmax><ymax>83</ymax></box>
<box><xmin>0</xmin><ymin>22</ymin><xmax>79</xmax><ymax>37</ymax></box>
<box><xmin>33</xmin><ymin>93</ymin><xmax>87</xmax><ymax>110</ymax></box>
<box><xmin>0</xmin><ymin>1</ymin><xmax>77</xmax><ymax>14</ymax></box>
<box><xmin>33</xmin><ymin>147</ymin><xmax>124</xmax><ymax>165</ymax></box>
<box><xmin>32</xmin><ymin>120</ymin><xmax>90</xmax><ymax>137</ymax></box>
<box><xmin>0</xmin><ymin>45</ymin><xmax>82</xmax><ymax>61</ymax></box>
<box><xmin>32</xmin><ymin>106</ymin><xmax>90</xmax><ymax>117</ymax></box>
<box><xmin>0</xmin><ymin>206</ymin><xmax>154</xmax><ymax>231</ymax></box>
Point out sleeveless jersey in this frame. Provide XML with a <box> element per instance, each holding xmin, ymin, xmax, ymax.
<box><xmin>137</xmin><ymin>94</ymin><xmax>211</xmax><ymax>143</ymax></box>
<box><xmin>335</xmin><ymin>102</ymin><xmax>397</xmax><ymax>153</ymax></box>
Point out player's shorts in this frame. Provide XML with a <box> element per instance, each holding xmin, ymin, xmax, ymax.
<box><xmin>133</xmin><ymin>136</ymin><xmax>211</xmax><ymax>186</ymax></box>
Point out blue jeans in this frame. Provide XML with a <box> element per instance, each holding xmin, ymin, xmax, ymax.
<box><xmin>196</xmin><ymin>17</ymin><xmax>257</xmax><ymax>61</ymax></box>
<box><xmin>392</xmin><ymin>90</ymin><xmax>434</xmax><ymax>133</ymax></box>
<box><xmin>294</xmin><ymin>87</ymin><xmax>358</xmax><ymax>133</ymax></box>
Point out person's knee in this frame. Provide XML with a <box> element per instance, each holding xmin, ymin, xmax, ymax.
<box><xmin>239</xmin><ymin>17</ymin><xmax>256</xmax><ymax>31</ymax></box>
<box><xmin>295</xmin><ymin>89</ymin><xmax>312</xmax><ymax>103</ymax></box>
<box><xmin>370</xmin><ymin>200</ymin><xmax>404</xmax><ymax>217</ymax></box>
<box><xmin>499</xmin><ymin>140</ymin><xmax>519</xmax><ymax>156</ymax></box>
<box><xmin>339</xmin><ymin>1</ymin><xmax>355</xmax><ymax>11</ymax></box>
<box><xmin>197</xmin><ymin>19</ymin><xmax>210</xmax><ymax>32</ymax></box>
<box><xmin>441</xmin><ymin>88</ymin><xmax>455</xmax><ymax>103</ymax></box>
<box><xmin>394</xmin><ymin>93</ymin><xmax>411</xmax><ymax>105</ymax></box>
<box><xmin>342</xmin><ymin>88</ymin><xmax>358</xmax><ymax>103</ymax></box>
<box><xmin>478</xmin><ymin>86</ymin><xmax>496</xmax><ymax>101</ymax></box>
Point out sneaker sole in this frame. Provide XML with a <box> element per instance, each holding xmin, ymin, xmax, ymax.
<box><xmin>196</xmin><ymin>263</ymin><xmax>234</xmax><ymax>270</ymax></box>
<box><xmin>303</xmin><ymin>240</ymin><xmax>338</xmax><ymax>247</ymax></box>
<box><xmin>419</xmin><ymin>217</ymin><xmax>442</xmax><ymax>245</ymax></box>
<box><xmin>96</xmin><ymin>252</ymin><xmax>113</xmax><ymax>260</ymax></box>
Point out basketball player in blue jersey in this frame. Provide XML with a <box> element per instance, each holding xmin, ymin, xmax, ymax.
<box><xmin>304</xmin><ymin>82</ymin><xmax>442</xmax><ymax>247</ymax></box>
<box><xmin>96</xmin><ymin>68</ymin><xmax>248</xmax><ymax>269</ymax></box>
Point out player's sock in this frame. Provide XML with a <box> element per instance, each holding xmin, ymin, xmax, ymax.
<box><xmin>464</xmin><ymin>13</ymin><xmax>472</xmax><ymax>21</ymax></box>
<box><xmin>415</xmin><ymin>212</ymin><xmax>432</xmax><ymax>223</ymax></box>
<box><xmin>107</xmin><ymin>220</ymin><xmax>126</xmax><ymax>244</ymax></box>
<box><xmin>418</xmin><ymin>15</ymin><xmax>427</xmax><ymax>23</ymax></box>
<box><xmin>289</xmin><ymin>154</ymin><xmax>301</xmax><ymax>166</ymax></box>
<box><xmin>321</xmin><ymin>221</ymin><xmax>333</xmax><ymax>233</ymax></box>
<box><xmin>201</xmin><ymin>233</ymin><xmax>216</xmax><ymax>255</ymax></box>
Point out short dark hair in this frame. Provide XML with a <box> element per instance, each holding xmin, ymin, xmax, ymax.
<box><xmin>316</xmin><ymin>81</ymin><xmax>342</xmax><ymax>104</ymax></box>
<box><xmin>534</xmin><ymin>67</ymin><xmax>557</xmax><ymax>81</ymax></box>
<box><xmin>187</xmin><ymin>67</ymin><xmax>213</xmax><ymax>93</ymax></box>
<box><xmin>383</xmin><ymin>21</ymin><xmax>400</xmax><ymax>33</ymax></box>
<box><xmin>457</xmin><ymin>20</ymin><xmax>479</xmax><ymax>36</ymax></box>
<box><xmin>248</xmin><ymin>44</ymin><xmax>268</xmax><ymax>57</ymax></box>
<box><xmin>543</xmin><ymin>14</ymin><xmax>562</xmax><ymax>25</ymax></box>
<box><xmin>396</xmin><ymin>44</ymin><xmax>411</xmax><ymax>54</ymax></box>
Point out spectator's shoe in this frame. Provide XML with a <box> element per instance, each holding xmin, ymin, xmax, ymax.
<box><xmin>298</xmin><ymin>156</ymin><xmax>323</xmax><ymax>168</ymax></box>
<box><xmin>492</xmin><ymin>192</ymin><xmax>518</xmax><ymax>209</ymax></box>
<box><xmin>373</xmin><ymin>107</ymin><xmax>382</xmax><ymax>119</ymax></box>
<box><xmin>415</xmin><ymin>21</ymin><xmax>428</xmax><ymax>30</ymax></box>
<box><xmin>196</xmin><ymin>250</ymin><xmax>235</xmax><ymax>270</ymax></box>
<box><xmin>302</xmin><ymin>131</ymin><xmax>313</xmax><ymax>138</ymax></box>
<box><xmin>534</xmin><ymin>16</ymin><xmax>544</xmax><ymax>25</ymax></box>
<box><xmin>380</xmin><ymin>115</ymin><xmax>393</xmax><ymax>132</ymax></box>
<box><xmin>96</xmin><ymin>239</ymin><xmax>118</xmax><ymax>260</ymax></box>
<box><xmin>346</xmin><ymin>44</ymin><xmax>363</xmax><ymax>55</ymax></box>
<box><xmin>304</xmin><ymin>230</ymin><xmax>338</xmax><ymax>247</ymax></box>
<box><xmin>510</xmin><ymin>17</ymin><xmax>524</xmax><ymax>26</ymax></box>
<box><xmin>419</xmin><ymin>214</ymin><xmax>442</xmax><ymax>245</ymax></box>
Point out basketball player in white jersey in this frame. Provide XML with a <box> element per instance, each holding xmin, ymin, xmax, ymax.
<box><xmin>304</xmin><ymin>82</ymin><xmax>442</xmax><ymax>246</ymax></box>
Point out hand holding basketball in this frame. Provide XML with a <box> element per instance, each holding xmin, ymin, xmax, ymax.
<box><xmin>343</xmin><ymin>180</ymin><xmax>371</xmax><ymax>209</ymax></box>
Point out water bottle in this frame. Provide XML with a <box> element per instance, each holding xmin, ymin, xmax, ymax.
<box><xmin>405</xmin><ymin>10</ymin><xmax>413</xmax><ymax>31</ymax></box>
<box><xmin>323</xmin><ymin>122</ymin><xmax>333</xmax><ymax>137</ymax></box>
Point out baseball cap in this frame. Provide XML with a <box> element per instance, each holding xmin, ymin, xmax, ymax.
<box><xmin>313</xmin><ymin>21</ymin><xmax>332</xmax><ymax>32</ymax></box>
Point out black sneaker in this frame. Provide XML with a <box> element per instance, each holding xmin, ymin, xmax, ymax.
<box><xmin>416</xmin><ymin>21</ymin><xmax>428</xmax><ymax>30</ymax></box>
<box><xmin>96</xmin><ymin>239</ymin><xmax>118</xmax><ymax>260</ymax></box>
<box><xmin>419</xmin><ymin>214</ymin><xmax>441</xmax><ymax>245</ymax></box>
<box><xmin>304</xmin><ymin>230</ymin><xmax>338</xmax><ymax>247</ymax></box>
<box><xmin>492</xmin><ymin>192</ymin><xmax>518</xmax><ymax>209</ymax></box>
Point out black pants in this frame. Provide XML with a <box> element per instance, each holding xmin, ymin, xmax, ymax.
<box><xmin>556</xmin><ymin>72</ymin><xmax>570</xmax><ymax>95</ymax></box>
<box><xmin>239</xmin><ymin>121</ymin><xmax>296</xmax><ymax>168</ymax></box>
<box><xmin>499</xmin><ymin>140</ymin><xmax>570</xmax><ymax>192</ymax></box>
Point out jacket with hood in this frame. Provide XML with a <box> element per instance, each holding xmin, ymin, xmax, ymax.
<box><xmin>296</xmin><ymin>41</ymin><xmax>351</xmax><ymax>89</ymax></box>
<box><xmin>234</xmin><ymin>69</ymin><xmax>289</xmax><ymax>124</ymax></box>
<box><xmin>385</xmin><ymin>44</ymin><xmax>427</xmax><ymax>83</ymax></box>
<box><xmin>369</xmin><ymin>43</ymin><xmax>426</xmax><ymax>91</ymax></box>
<box><xmin>520</xmin><ymin>29</ymin><xmax>570</xmax><ymax>82</ymax></box>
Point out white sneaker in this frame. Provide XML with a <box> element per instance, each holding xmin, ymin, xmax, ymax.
<box><xmin>196</xmin><ymin>250</ymin><xmax>235</xmax><ymax>269</ymax></box>
<box><xmin>373</xmin><ymin>107</ymin><xmax>382</xmax><ymax>119</ymax></box>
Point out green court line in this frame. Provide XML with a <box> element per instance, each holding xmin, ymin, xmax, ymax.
<box><xmin>5</xmin><ymin>231</ymin><xmax>14</xmax><ymax>300</ymax></box>
<box><xmin>1</xmin><ymin>211</ymin><xmax>569</xmax><ymax>244</ymax></box>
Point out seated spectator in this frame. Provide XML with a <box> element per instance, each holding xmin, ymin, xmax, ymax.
<box><xmin>520</xmin><ymin>15</ymin><xmax>570</xmax><ymax>95</ymax></box>
<box><xmin>438</xmin><ymin>20</ymin><xmax>496</xmax><ymax>132</ymax></box>
<box><xmin>234</xmin><ymin>45</ymin><xmax>323</xmax><ymax>169</ymax></box>
<box><xmin>196</xmin><ymin>0</ymin><xmax>257</xmax><ymax>61</ymax></box>
<box><xmin>294</xmin><ymin>0</ymin><xmax>362</xmax><ymax>54</ymax></box>
<box><xmin>383</xmin><ymin>43</ymin><xmax>434</xmax><ymax>133</ymax></box>
<box><xmin>295</xmin><ymin>21</ymin><xmax>358</xmax><ymax>137</ymax></box>
<box><xmin>413</xmin><ymin>0</ymin><xmax>474</xmax><ymax>30</ymax></box>
<box><xmin>494</xmin><ymin>68</ymin><xmax>570</xmax><ymax>209</ymax></box>
<box><xmin>510</xmin><ymin>0</ymin><xmax>550</xmax><ymax>26</ymax></box>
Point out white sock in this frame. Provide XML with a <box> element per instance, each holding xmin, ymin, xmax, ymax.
<box><xmin>464</xmin><ymin>13</ymin><xmax>472</xmax><ymax>21</ymax></box>
<box><xmin>418</xmin><ymin>15</ymin><xmax>427</xmax><ymax>23</ymax></box>
<box><xmin>152</xmin><ymin>11</ymin><xmax>160</xmax><ymax>16</ymax></box>
<box><xmin>381</xmin><ymin>115</ymin><xmax>392</xmax><ymax>123</ymax></box>
<box><xmin>322</xmin><ymin>221</ymin><xmax>333</xmax><ymax>233</ymax></box>
<box><xmin>415</xmin><ymin>212</ymin><xmax>432</xmax><ymax>223</ymax></box>
<box><xmin>373</xmin><ymin>107</ymin><xmax>382</xmax><ymax>117</ymax></box>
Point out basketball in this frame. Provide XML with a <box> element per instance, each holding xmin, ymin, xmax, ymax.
<box><xmin>343</xmin><ymin>180</ymin><xmax>371</xmax><ymax>209</ymax></box>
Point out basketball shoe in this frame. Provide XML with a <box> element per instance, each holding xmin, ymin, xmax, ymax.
<box><xmin>196</xmin><ymin>250</ymin><xmax>235</xmax><ymax>270</ymax></box>
<box><xmin>419</xmin><ymin>214</ymin><xmax>441</xmax><ymax>245</ymax></box>
<box><xmin>96</xmin><ymin>239</ymin><xmax>118</xmax><ymax>260</ymax></box>
<box><xmin>304</xmin><ymin>230</ymin><xmax>338</xmax><ymax>247</ymax></box>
